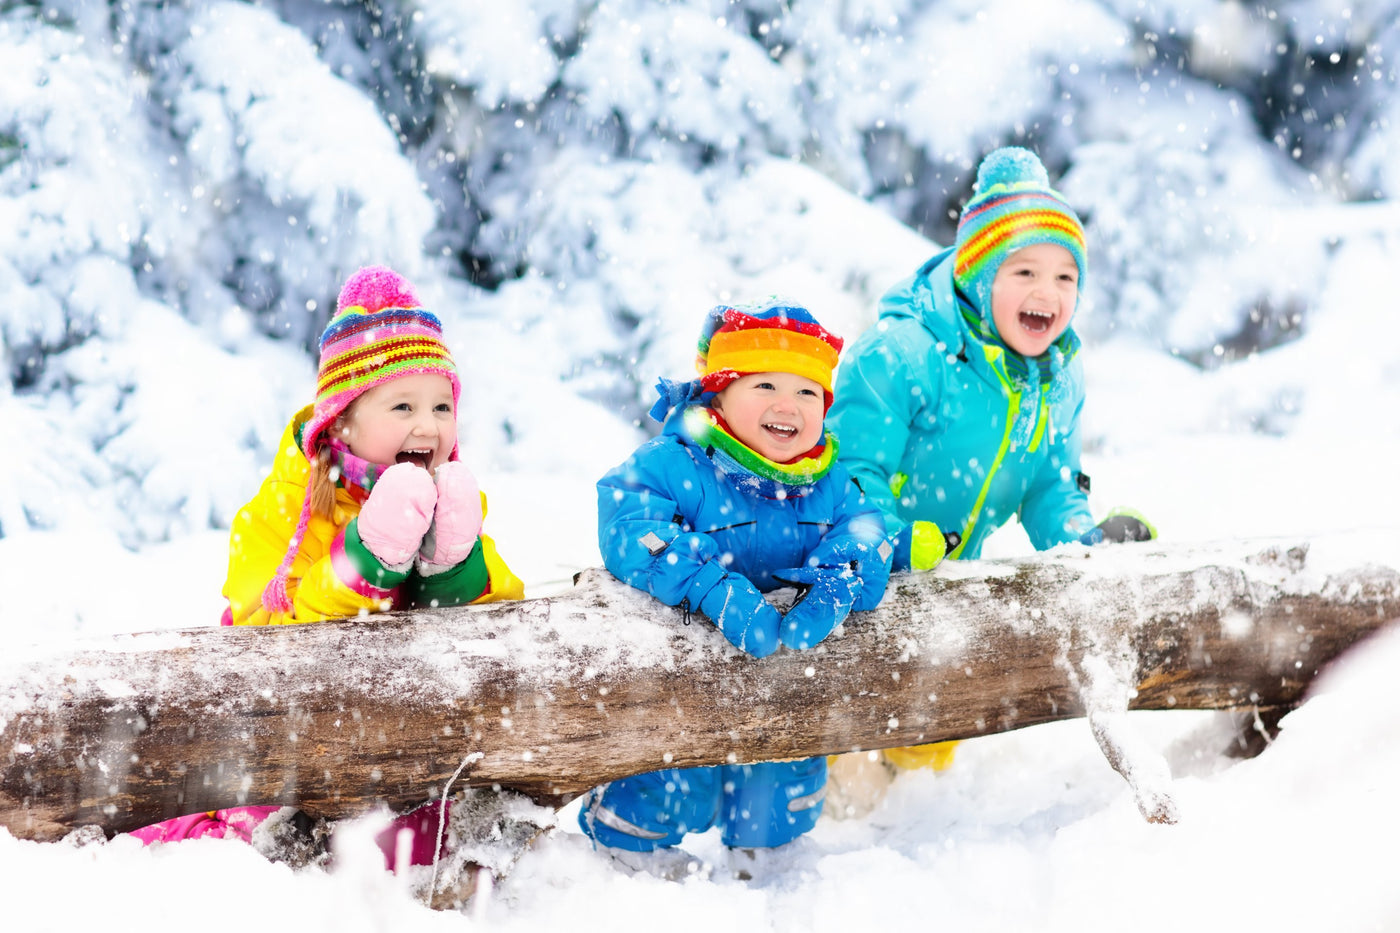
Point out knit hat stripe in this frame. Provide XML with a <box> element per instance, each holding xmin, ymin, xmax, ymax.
<box><xmin>704</xmin><ymin>328</ymin><xmax>842</xmax><ymax>392</ymax></box>
<box><xmin>317</xmin><ymin>358</ymin><xmax>455</xmax><ymax>407</ymax></box>
<box><xmin>704</xmin><ymin>311</ymin><xmax>833</xmax><ymax>343</ymax></box>
<box><xmin>316</xmin><ymin>337</ymin><xmax>454</xmax><ymax>394</ymax></box>
<box><xmin>955</xmin><ymin>208</ymin><xmax>1086</xmax><ymax>281</ymax></box>
<box><xmin>319</xmin><ymin>307</ymin><xmax>442</xmax><ymax>346</ymax></box>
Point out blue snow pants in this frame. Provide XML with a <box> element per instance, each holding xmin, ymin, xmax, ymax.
<box><xmin>578</xmin><ymin>757</ymin><xmax>827</xmax><ymax>851</ymax></box>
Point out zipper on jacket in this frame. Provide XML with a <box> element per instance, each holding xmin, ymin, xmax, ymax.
<box><xmin>1029</xmin><ymin>383</ymin><xmax>1050</xmax><ymax>453</ymax></box>
<box><xmin>949</xmin><ymin>348</ymin><xmax>1053</xmax><ymax>557</ymax></box>
<box><xmin>949</xmin><ymin>386</ymin><xmax>1019</xmax><ymax>559</ymax></box>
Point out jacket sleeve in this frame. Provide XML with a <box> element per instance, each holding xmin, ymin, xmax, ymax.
<box><xmin>405</xmin><ymin>534</ymin><xmax>524</xmax><ymax>606</ymax></box>
<box><xmin>404</xmin><ymin>491</ymin><xmax>525</xmax><ymax>607</ymax></box>
<box><xmin>224</xmin><ymin>478</ymin><xmax>404</xmax><ymax>626</ymax></box>
<box><xmin>800</xmin><ymin>469</ymin><xmax>892</xmax><ymax>611</ymax></box>
<box><xmin>596</xmin><ymin>439</ymin><xmax>732</xmax><ymax>611</ymax></box>
<box><xmin>1019</xmin><ymin>381</ymin><xmax>1095</xmax><ymax>550</ymax></box>
<box><xmin>827</xmin><ymin>316</ymin><xmax>932</xmax><ymax>540</ymax></box>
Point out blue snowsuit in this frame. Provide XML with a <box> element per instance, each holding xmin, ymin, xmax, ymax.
<box><xmin>827</xmin><ymin>247</ymin><xmax>1094</xmax><ymax>564</ymax></box>
<box><xmin>579</xmin><ymin>398</ymin><xmax>890</xmax><ymax>851</ymax></box>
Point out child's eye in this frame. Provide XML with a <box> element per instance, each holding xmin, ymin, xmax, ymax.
<box><xmin>798</xmin><ymin>388</ymin><xmax>819</xmax><ymax>397</ymax></box>
<box><xmin>755</xmin><ymin>382</ymin><xmax>776</xmax><ymax>391</ymax></box>
<box><xmin>392</xmin><ymin>402</ymin><xmax>412</xmax><ymax>412</ymax></box>
<box><xmin>434</xmin><ymin>403</ymin><xmax>453</xmax><ymax>413</ymax></box>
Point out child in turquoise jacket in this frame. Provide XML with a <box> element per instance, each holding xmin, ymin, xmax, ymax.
<box><xmin>828</xmin><ymin>146</ymin><xmax>1153</xmax><ymax>571</ymax></box>
<box><xmin>826</xmin><ymin>147</ymin><xmax>1153</xmax><ymax>776</ymax></box>
<box><xmin>579</xmin><ymin>299</ymin><xmax>890</xmax><ymax>861</ymax></box>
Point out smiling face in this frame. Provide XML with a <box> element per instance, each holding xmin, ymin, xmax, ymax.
<box><xmin>989</xmin><ymin>242</ymin><xmax>1079</xmax><ymax>357</ymax></box>
<box><xmin>712</xmin><ymin>371</ymin><xmax>826</xmax><ymax>462</ymax></box>
<box><xmin>333</xmin><ymin>372</ymin><xmax>457</xmax><ymax>471</ymax></box>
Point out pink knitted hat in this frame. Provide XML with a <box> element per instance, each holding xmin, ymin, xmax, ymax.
<box><xmin>300</xmin><ymin>266</ymin><xmax>461</xmax><ymax>460</ymax></box>
<box><xmin>261</xmin><ymin>265</ymin><xmax>460</xmax><ymax>613</ymax></box>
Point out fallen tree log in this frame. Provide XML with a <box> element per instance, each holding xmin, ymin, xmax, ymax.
<box><xmin>3</xmin><ymin>533</ymin><xmax>1399</xmax><ymax>842</ymax></box>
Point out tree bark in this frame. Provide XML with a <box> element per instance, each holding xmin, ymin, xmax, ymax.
<box><xmin>3</xmin><ymin>535</ymin><xmax>1398</xmax><ymax>842</ymax></box>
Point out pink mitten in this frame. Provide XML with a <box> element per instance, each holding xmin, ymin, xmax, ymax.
<box><xmin>356</xmin><ymin>462</ymin><xmax>437</xmax><ymax>568</ymax></box>
<box><xmin>418</xmin><ymin>461</ymin><xmax>484</xmax><ymax>576</ymax></box>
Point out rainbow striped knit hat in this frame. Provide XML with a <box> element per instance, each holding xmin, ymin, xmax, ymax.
<box><xmin>300</xmin><ymin>265</ymin><xmax>461</xmax><ymax>460</ymax></box>
<box><xmin>953</xmin><ymin>147</ymin><xmax>1087</xmax><ymax>325</ymax></box>
<box><xmin>696</xmin><ymin>299</ymin><xmax>844</xmax><ymax>402</ymax></box>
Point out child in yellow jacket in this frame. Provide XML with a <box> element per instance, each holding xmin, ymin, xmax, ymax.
<box><xmin>222</xmin><ymin>264</ymin><xmax>522</xmax><ymax>626</ymax></box>
<box><xmin>133</xmin><ymin>266</ymin><xmax>523</xmax><ymax>864</ymax></box>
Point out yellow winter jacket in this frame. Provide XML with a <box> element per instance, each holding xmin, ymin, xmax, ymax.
<box><xmin>223</xmin><ymin>405</ymin><xmax>524</xmax><ymax>625</ymax></box>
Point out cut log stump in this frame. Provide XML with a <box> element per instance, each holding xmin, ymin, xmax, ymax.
<box><xmin>3</xmin><ymin>533</ymin><xmax>1399</xmax><ymax>842</ymax></box>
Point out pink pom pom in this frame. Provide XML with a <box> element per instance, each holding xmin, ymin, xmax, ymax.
<box><xmin>337</xmin><ymin>265</ymin><xmax>420</xmax><ymax>314</ymax></box>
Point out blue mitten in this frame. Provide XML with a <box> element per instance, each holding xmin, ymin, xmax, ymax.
<box><xmin>773</xmin><ymin>565</ymin><xmax>863</xmax><ymax>650</ymax></box>
<box><xmin>1079</xmin><ymin>507</ymin><xmax>1157</xmax><ymax>546</ymax></box>
<box><xmin>698</xmin><ymin>573</ymin><xmax>782</xmax><ymax>659</ymax></box>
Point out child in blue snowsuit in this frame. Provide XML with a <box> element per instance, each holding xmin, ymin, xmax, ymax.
<box><xmin>579</xmin><ymin>299</ymin><xmax>892</xmax><ymax>854</ymax></box>
<box><xmin>827</xmin><ymin>146</ymin><xmax>1153</xmax><ymax>774</ymax></box>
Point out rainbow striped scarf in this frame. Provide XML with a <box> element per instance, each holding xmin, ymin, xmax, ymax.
<box><xmin>294</xmin><ymin>419</ymin><xmax>388</xmax><ymax>494</ymax></box>
<box><xmin>681</xmin><ymin>405</ymin><xmax>836</xmax><ymax>498</ymax></box>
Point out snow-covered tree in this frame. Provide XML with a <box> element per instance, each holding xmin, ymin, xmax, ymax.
<box><xmin>3</xmin><ymin>0</ymin><xmax>1397</xmax><ymax>546</ymax></box>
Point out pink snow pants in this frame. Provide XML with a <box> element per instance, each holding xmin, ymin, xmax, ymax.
<box><xmin>128</xmin><ymin>802</ymin><xmax>452</xmax><ymax>870</ymax></box>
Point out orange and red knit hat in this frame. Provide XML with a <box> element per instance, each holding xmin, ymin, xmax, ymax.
<box><xmin>695</xmin><ymin>299</ymin><xmax>844</xmax><ymax>406</ymax></box>
<box><xmin>953</xmin><ymin>147</ymin><xmax>1087</xmax><ymax>323</ymax></box>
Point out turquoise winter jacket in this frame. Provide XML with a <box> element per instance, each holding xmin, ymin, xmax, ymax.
<box><xmin>827</xmin><ymin>247</ymin><xmax>1094</xmax><ymax>562</ymax></box>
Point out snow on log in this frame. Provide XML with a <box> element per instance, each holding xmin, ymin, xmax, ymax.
<box><xmin>3</xmin><ymin>533</ymin><xmax>1399</xmax><ymax>842</ymax></box>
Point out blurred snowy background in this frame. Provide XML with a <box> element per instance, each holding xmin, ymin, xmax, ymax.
<box><xmin>6</xmin><ymin>0</ymin><xmax>1398</xmax><ymax>574</ymax></box>
<box><xmin>3</xmin><ymin>1</ymin><xmax>1400</xmax><ymax>929</ymax></box>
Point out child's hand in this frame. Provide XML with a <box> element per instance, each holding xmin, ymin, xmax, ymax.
<box><xmin>908</xmin><ymin>520</ymin><xmax>953</xmax><ymax>571</ymax></box>
<box><xmin>892</xmin><ymin>520</ymin><xmax>956</xmax><ymax>572</ymax></box>
<box><xmin>698</xmin><ymin>572</ymin><xmax>782</xmax><ymax>659</ymax></box>
<box><xmin>418</xmin><ymin>461</ymin><xmax>485</xmax><ymax>577</ymax></box>
<box><xmin>774</xmin><ymin>564</ymin><xmax>864</xmax><ymax>650</ymax></box>
<box><xmin>356</xmin><ymin>463</ymin><xmax>437</xmax><ymax>569</ymax></box>
<box><xmin>1079</xmin><ymin>507</ymin><xmax>1156</xmax><ymax>546</ymax></box>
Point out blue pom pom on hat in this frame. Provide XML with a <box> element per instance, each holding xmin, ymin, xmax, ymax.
<box><xmin>952</xmin><ymin>146</ymin><xmax>1088</xmax><ymax>325</ymax></box>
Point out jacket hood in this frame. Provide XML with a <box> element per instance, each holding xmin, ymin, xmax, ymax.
<box><xmin>876</xmin><ymin>247</ymin><xmax>966</xmax><ymax>347</ymax></box>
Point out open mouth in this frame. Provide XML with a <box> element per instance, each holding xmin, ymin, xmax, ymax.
<box><xmin>1018</xmin><ymin>308</ymin><xmax>1054</xmax><ymax>335</ymax></box>
<box><xmin>395</xmin><ymin>448</ymin><xmax>434</xmax><ymax>470</ymax></box>
<box><xmin>762</xmin><ymin>423</ymin><xmax>799</xmax><ymax>442</ymax></box>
